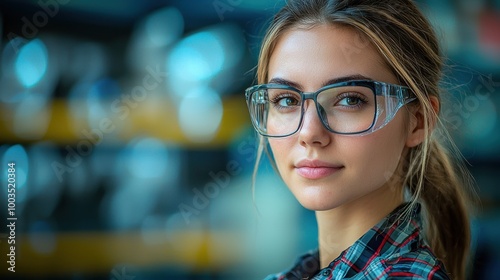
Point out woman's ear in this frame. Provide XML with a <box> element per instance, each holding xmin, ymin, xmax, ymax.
<box><xmin>405</xmin><ymin>96</ymin><xmax>440</xmax><ymax>148</ymax></box>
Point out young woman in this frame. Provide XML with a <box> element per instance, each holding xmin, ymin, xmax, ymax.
<box><xmin>244</xmin><ymin>0</ymin><xmax>475</xmax><ymax>279</ymax></box>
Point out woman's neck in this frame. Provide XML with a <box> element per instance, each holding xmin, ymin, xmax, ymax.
<box><xmin>315</xmin><ymin>183</ymin><xmax>403</xmax><ymax>268</ymax></box>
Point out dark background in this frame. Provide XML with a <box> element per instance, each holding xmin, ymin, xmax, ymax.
<box><xmin>0</xmin><ymin>0</ymin><xmax>499</xmax><ymax>279</ymax></box>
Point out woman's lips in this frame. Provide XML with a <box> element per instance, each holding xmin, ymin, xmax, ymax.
<box><xmin>294</xmin><ymin>160</ymin><xmax>344</xmax><ymax>179</ymax></box>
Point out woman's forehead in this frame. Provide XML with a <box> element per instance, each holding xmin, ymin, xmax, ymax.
<box><xmin>267</xmin><ymin>24</ymin><xmax>397</xmax><ymax>88</ymax></box>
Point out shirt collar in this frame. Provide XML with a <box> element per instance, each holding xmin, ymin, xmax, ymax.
<box><xmin>333</xmin><ymin>203</ymin><xmax>422</xmax><ymax>275</ymax></box>
<box><xmin>279</xmin><ymin>203</ymin><xmax>424</xmax><ymax>279</ymax></box>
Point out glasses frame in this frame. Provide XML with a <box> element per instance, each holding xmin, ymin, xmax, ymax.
<box><xmin>245</xmin><ymin>80</ymin><xmax>417</xmax><ymax>137</ymax></box>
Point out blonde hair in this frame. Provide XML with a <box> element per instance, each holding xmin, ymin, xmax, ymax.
<box><xmin>252</xmin><ymin>0</ymin><xmax>476</xmax><ymax>279</ymax></box>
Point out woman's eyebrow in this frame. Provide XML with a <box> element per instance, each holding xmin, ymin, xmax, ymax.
<box><xmin>321</xmin><ymin>74</ymin><xmax>373</xmax><ymax>87</ymax></box>
<box><xmin>268</xmin><ymin>74</ymin><xmax>374</xmax><ymax>90</ymax></box>
<box><xmin>268</xmin><ymin>77</ymin><xmax>301</xmax><ymax>89</ymax></box>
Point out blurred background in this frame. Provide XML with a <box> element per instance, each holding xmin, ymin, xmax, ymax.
<box><xmin>0</xmin><ymin>0</ymin><xmax>498</xmax><ymax>279</ymax></box>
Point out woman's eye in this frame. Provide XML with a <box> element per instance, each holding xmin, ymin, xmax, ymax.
<box><xmin>339</xmin><ymin>96</ymin><xmax>361</xmax><ymax>106</ymax></box>
<box><xmin>277</xmin><ymin>96</ymin><xmax>299</xmax><ymax>107</ymax></box>
<box><xmin>272</xmin><ymin>96</ymin><xmax>300</xmax><ymax>108</ymax></box>
<box><xmin>336</xmin><ymin>94</ymin><xmax>365</xmax><ymax>107</ymax></box>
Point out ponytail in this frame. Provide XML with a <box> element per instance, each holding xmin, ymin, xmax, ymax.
<box><xmin>406</xmin><ymin>138</ymin><xmax>475</xmax><ymax>280</ymax></box>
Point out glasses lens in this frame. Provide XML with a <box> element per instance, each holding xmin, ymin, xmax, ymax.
<box><xmin>317</xmin><ymin>86</ymin><xmax>376</xmax><ymax>133</ymax></box>
<box><xmin>247</xmin><ymin>85</ymin><xmax>379</xmax><ymax>136</ymax></box>
<box><xmin>248</xmin><ymin>87</ymin><xmax>302</xmax><ymax>136</ymax></box>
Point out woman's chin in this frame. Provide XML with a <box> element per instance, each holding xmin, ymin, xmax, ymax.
<box><xmin>294</xmin><ymin>193</ymin><xmax>343</xmax><ymax>211</ymax></box>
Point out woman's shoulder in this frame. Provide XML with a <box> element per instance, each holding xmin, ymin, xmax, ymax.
<box><xmin>363</xmin><ymin>247</ymin><xmax>451</xmax><ymax>279</ymax></box>
<box><xmin>261</xmin><ymin>247</ymin><xmax>450</xmax><ymax>280</ymax></box>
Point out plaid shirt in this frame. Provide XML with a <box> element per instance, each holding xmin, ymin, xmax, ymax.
<box><xmin>264</xmin><ymin>203</ymin><xmax>450</xmax><ymax>280</ymax></box>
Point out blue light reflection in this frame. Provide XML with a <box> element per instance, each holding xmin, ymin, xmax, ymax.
<box><xmin>178</xmin><ymin>87</ymin><xmax>223</xmax><ymax>142</ymax></box>
<box><xmin>169</xmin><ymin>31</ymin><xmax>225</xmax><ymax>82</ymax></box>
<box><xmin>15</xmin><ymin>39</ymin><xmax>48</xmax><ymax>88</ymax></box>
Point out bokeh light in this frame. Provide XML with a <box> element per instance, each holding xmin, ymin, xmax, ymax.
<box><xmin>127</xmin><ymin>7</ymin><xmax>184</xmax><ymax>72</ymax></box>
<box><xmin>167</xmin><ymin>24</ymin><xmax>245</xmax><ymax>99</ymax></box>
<box><xmin>169</xmin><ymin>31</ymin><xmax>225</xmax><ymax>83</ymax></box>
<box><xmin>101</xmin><ymin>137</ymin><xmax>182</xmax><ymax>230</ymax></box>
<box><xmin>178</xmin><ymin>87</ymin><xmax>223</xmax><ymax>142</ymax></box>
<box><xmin>128</xmin><ymin>138</ymin><xmax>172</xmax><ymax>179</ymax></box>
<box><xmin>2</xmin><ymin>144</ymin><xmax>29</xmax><ymax>190</ymax></box>
<box><xmin>144</xmin><ymin>7</ymin><xmax>184</xmax><ymax>47</ymax></box>
<box><xmin>101</xmin><ymin>180</ymin><xmax>158</xmax><ymax>230</ymax></box>
<box><xmin>15</xmin><ymin>39</ymin><xmax>48</xmax><ymax>88</ymax></box>
<box><xmin>1</xmin><ymin>144</ymin><xmax>30</xmax><ymax>216</ymax></box>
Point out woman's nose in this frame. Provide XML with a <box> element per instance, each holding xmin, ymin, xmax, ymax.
<box><xmin>298</xmin><ymin>101</ymin><xmax>331</xmax><ymax>147</ymax></box>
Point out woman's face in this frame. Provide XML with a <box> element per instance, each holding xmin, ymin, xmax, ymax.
<box><xmin>267</xmin><ymin>24</ymin><xmax>411</xmax><ymax>211</ymax></box>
